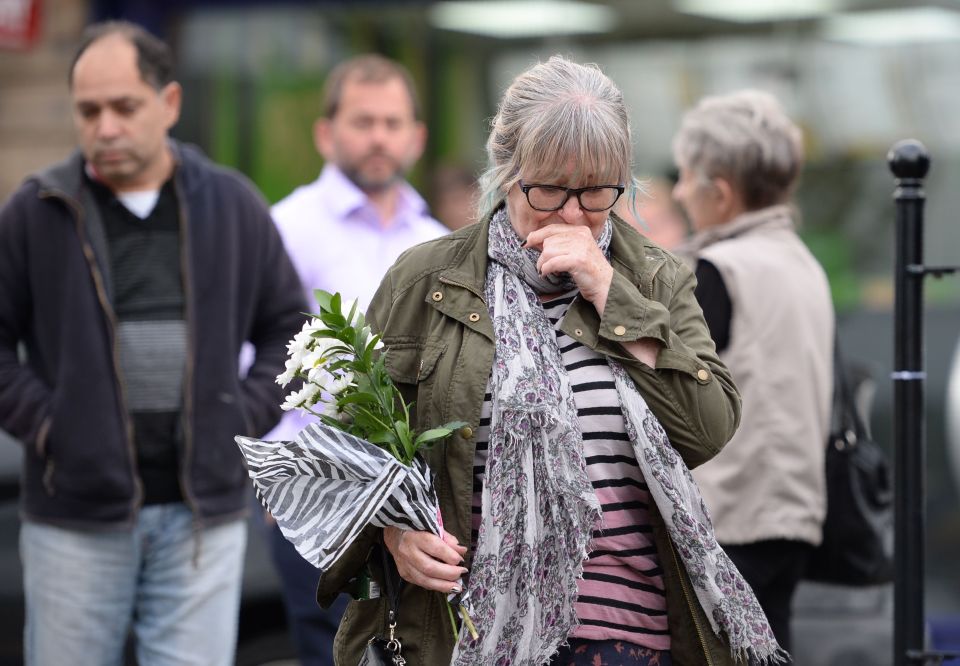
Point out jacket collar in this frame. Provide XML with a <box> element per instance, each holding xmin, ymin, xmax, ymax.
<box><xmin>316</xmin><ymin>164</ymin><xmax>431</xmax><ymax>225</ymax></box>
<box><xmin>681</xmin><ymin>203</ymin><xmax>797</xmax><ymax>253</ymax></box>
<box><xmin>31</xmin><ymin>139</ymin><xmax>209</xmax><ymax>203</ymax></box>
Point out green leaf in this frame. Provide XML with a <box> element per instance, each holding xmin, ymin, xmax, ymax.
<box><xmin>393</xmin><ymin>419</ymin><xmax>414</xmax><ymax>463</ymax></box>
<box><xmin>313</xmin><ymin>289</ymin><xmax>334</xmax><ymax>313</ymax></box>
<box><xmin>346</xmin><ymin>298</ymin><xmax>359</xmax><ymax>326</ymax></box>
<box><xmin>367</xmin><ymin>430</ymin><xmax>399</xmax><ymax>446</ymax></box>
<box><xmin>337</xmin><ymin>392</ymin><xmax>379</xmax><ymax>407</ymax></box>
<box><xmin>414</xmin><ymin>421</ymin><xmax>468</xmax><ymax>446</ymax></box>
<box><xmin>320</xmin><ymin>311</ymin><xmax>346</xmax><ymax>330</ymax></box>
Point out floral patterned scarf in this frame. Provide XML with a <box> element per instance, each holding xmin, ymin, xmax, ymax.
<box><xmin>450</xmin><ymin>208</ymin><xmax>787</xmax><ymax>665</ymax></box>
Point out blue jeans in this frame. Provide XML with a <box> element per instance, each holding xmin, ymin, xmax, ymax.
<box><xmin>20</xmin><ymin>504</ymin><xmax>246</xmax><ymax>666</ymax></box>
<box><xmin>264</xmin><ymin>520</ymin><xmax>347</xmax><ymax>666</ymax></box>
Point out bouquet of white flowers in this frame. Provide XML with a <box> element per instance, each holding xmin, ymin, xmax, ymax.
<box><xmin>235</xmin><ymin>290</ymin><xmax>473</xmax><ymax>638</ymax></box>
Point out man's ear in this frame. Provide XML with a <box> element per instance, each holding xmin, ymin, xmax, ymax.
<box><xmin>313</xmin><ymin>118</ymin><xmax>332</xmax><ymax>160</ymax></box>
<box><xmin>161</xmin><ymin>82</ymin><xmax>183</xmax><ymax>128</ymax></box>
<box><xmin>409</xmin><ymin>120</ymin><xmax>427</xmax><ymax>162</ymax></box>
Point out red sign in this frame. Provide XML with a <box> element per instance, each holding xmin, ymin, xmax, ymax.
<box><xmin>0</xmin><ymin>0</ymin><xmax>41</xmax><ymax>50</ymax></box>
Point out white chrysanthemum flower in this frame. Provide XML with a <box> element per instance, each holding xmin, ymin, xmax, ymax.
<box><xmin>327</xmin><ymin>371</ymin><xmax>355</xmax><ymax>396</ymax></box>
<box><xmin>276</xmin><ymin>355</ymin><xmax>300</xmax><ymax>387</ymax></box>
<box><xmin>320</xmin><ymin>400</ymin><xmax>340</xmax><ymax>418</ymax></box>
<box><xmin>307</xmin><ymin>365</ymin><xmax>333</xmax><ymax>387</ymax></box>
<box><xmin>301</xmin><ymin>337</ymin><xmax>339</xmax><ymax>371</ymax></box>
<box><xmin>303</xmin><ymin>317</ymin><xmax>324</xmax><ymax>333</ymax></box>
<box><xmin>280</xmin><ymin>382</ymin><xmax>321</xmax><ymax>412</ymax></box>
<box><xmin>286</xmin><ymin>328</ymin><xmax>314</xmax><ymax>365</ymax></box>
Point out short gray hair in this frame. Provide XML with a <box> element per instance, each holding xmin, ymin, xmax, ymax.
<box><xmin>477</xmin><ymin>55</ymin><xmax>635</xmax><ymax>220</ymax></box>
<box><xmin>672</xmin><ymin>90</ymin><xmax>803</xmax><ymax>211</ymax></box>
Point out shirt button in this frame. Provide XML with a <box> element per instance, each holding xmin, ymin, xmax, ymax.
<box><xmin>459</xmin><ymin>426</ymin><xmax>474</xmax><ymax>439</ymax></box>
<box><xmin>613</xmin><ymin>325</ymin><xmax>626</xmax><ymax>336</ymax></box>
<box><xmin>574</xmin><ymin>328</ymin><xmax>583</xmax><ymax>337</ymax></box>
<box><xmin>432</xmin><ymin>291</ymin><xmax>443</xmax><ymax>302</ymax></box>
<box><xmin>468</xmin><ymin>312</ymin><xmax>480</xmax><ymax>322</ymax></box>
<box><xmin>697</xmin><ymin>368</ymin><xmax>710</xmax><ymax>381</ymax></box>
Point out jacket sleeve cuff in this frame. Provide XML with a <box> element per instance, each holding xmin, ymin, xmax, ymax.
<box><xmin>598</xmin><ymin>269</ymin><xmax>670</xmax><ymax>345</ymax></box>
<box><xmin>315</xmin><ymin>526</ymin><xmax>379</xmax><ymax>607</ymax></box>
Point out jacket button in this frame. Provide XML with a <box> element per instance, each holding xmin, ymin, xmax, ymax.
<box><xmin>574</xmin><ymin>328</ymin><xmax>583</xmax><ymax>337</ymax></box>
<box><xmin>468</xmin><ymin>312</ymin><xmax>480</xmax><ymax>322</ymax></box>
<box><xmin>697</xmin><ymin>368</ymin><xmax>710</xmax><ymax>381</ymax></box>
<box><xmin>432</xmin><ymin>291</ymin><xmax>443</xmax><ymax>302</ymax></box>
<box><xmin>613</xmin><ymin>325</ymin><xmax>626</xmax><ymax>336</ymax></box>
<box><xmin>459</xmin><ymin>426</ymin><xmax>474</xmax><ymax>439</ymax></box>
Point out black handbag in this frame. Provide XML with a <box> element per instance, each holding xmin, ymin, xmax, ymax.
<box><xmin>804</xmin><ymin>341</ymin><xmax>894</xmax><ymax>585</ymax></box>
<box><xmin>358</xmin><ymin>543</ymin><xmax>406</xmax><ymax>666</ymax></box>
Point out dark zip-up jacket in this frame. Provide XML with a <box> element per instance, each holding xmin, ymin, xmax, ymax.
<box><xmin>0</xmin><ymin>141</ymin><xmax>307</xmax><ymax>529</ymax></box>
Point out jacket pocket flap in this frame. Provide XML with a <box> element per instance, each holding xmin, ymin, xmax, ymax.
<box><xmin>383</xmin><ymin>339</ymin><xmax>446</xmax><ymax>384</ymax></box>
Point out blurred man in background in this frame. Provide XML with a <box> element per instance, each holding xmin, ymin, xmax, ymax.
<box><xmin>0</xmin><ymin>20</ymin><xmax>304</xmax><ymax>666</ymax></box>
<box><xmin>263</xmin><ymin>53</ymin><xmax>448</xmax><ymax>665</ymax></box>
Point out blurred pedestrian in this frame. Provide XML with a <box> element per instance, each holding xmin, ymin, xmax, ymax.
<box><xmin>615</xmin><ymin>175</ymin><xmax>687</xmax><ymax>250</ymax></box>
<box><xmin>430</xmin><ymin>163</ymin><xmax>479</xmax><ymax>230</ymax></box>
<box><xmin>262</xmin><ymin>53</ymin><xmax>448</xmax><ymax>665</ymax></box>
<box><xmin>672</xmin><ymin>89</ymin><xmax>834</xmax><ymax>652</ymax></box>
<box><xmin>0</xmin><ymin>20</ymin><xmax>305</xmax><ymax>666</ymax></box>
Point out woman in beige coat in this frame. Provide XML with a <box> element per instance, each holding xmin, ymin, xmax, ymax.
<box><xmin>673</xmin><ymin>90</ymin><xmax>835</xmax><ymax>653</ymax></box>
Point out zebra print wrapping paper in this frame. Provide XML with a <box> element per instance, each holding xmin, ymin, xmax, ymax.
<box><xmin>236</xmin><ymin>422</ymin><xmax>441</xmax><ymax>571</ymax></box>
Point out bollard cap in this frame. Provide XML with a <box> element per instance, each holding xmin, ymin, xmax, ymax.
<box><xmin>888</xmin><ymin>139</ymin><xmax>930</xmax><ymax>180</ymax></box>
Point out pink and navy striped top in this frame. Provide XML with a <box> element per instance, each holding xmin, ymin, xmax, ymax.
<box><xmin>471</xmin><ymin>293</ymin><xmax>670</xmax><ymax>650</ymax></box>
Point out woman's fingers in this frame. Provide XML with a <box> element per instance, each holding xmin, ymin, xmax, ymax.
<box><xmin>528</xmin><ymin>224</ymin><xmax>613</xmax><ymax>309</ymax></box>
<box><xmin>384</xmin><ymin>527</ymin><xmax>468</xmax><ymax>593</ymax></box>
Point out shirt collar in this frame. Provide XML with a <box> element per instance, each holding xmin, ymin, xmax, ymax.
<box><xmin>315</xmin><ymin>164</ymin><xmax>430</xmax><ymax>228</ymax></box>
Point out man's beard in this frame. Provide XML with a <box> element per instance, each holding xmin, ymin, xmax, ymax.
<box><xmin>341</xmin><ymin>152</ymin><xmax>407</xmax><ymax>193</ymax></box>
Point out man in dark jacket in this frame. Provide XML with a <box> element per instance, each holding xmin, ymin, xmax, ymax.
<box><xmin>0</xmin><ymin>21</ymin><xmax>306</xmax><ymax>666</ymax></box>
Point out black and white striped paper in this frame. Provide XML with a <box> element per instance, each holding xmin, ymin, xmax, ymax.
<box><xmin>236</xmin><ymin>423</ymin><xmax>441</xmax><ymax>571</ymax></box>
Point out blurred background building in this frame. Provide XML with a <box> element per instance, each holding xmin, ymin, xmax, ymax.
<box><xmin>2</xmin><ymin>0</ymin><xmax>959</xmax><ymax>664</ymax></box>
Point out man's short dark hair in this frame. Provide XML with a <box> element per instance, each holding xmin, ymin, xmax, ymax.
<box><xmin>69</xmin><ymin>20</ymin><xmax>174</xmax><ymax>90</ymax></box>
<box><xmin>322</xmin><ymin>54</ymin><xmax>421</xmax><ymax>120</ymax></box>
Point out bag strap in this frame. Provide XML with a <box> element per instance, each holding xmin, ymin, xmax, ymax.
<box><xmin>380</xmin><ymin>538</ymin><xmax>403</xmax><ymax>625</ymax></box>
<box><xmin>833</xmin><ymin>334</ymin><xmax>868</xmax><ymax>444</ymax></box>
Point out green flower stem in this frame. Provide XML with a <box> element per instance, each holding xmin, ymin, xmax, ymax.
<box><xmin>446</xmin><ymin>599</ymin><xmax>458</xmax><ymax>641</ymax></box>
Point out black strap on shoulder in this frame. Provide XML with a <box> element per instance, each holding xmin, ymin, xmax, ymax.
<box><xmin>833</xmin><ymin>334</ymin><xmax>867</xmax><ymax>441</ymax></box>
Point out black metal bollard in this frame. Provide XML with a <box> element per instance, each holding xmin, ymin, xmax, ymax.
<box><xmin>888</xmin><ymin>140</ymin><xmax>959</xmax><ymax>666</ymax></box>
<box><xmin>889</xmin><ymin>138</ymin><xmax>930</xmax><ymax>666</ymax></box>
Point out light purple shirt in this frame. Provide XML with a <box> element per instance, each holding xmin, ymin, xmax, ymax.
<box><xmin>265</xmin><ymin>164</ymin><xmax>448</xmax><ymax>441</ymax></box>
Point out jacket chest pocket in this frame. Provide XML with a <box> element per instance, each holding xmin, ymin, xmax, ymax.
<box><xmin>382</xmin><ymin>338</ymin><xmax>446</xmax><ymax>429</ymax></box>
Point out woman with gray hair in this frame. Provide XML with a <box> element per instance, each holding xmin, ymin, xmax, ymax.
<box><xmin>673</xmin><ymin>90</ymin><xmax>834</xmax><ymax>653</ymax></box>
<box><xmin>319</xmin><ymin>58</ymin><xmax>785</xmax><ymax>665</ymax></box>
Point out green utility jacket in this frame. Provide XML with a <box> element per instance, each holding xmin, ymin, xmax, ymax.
<box><xmin>319</xmin><ymin>211</ymin><xmax>742</xmax><ymax>666</ymax></box>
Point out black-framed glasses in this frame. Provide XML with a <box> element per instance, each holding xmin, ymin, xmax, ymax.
<box><xmin>519</xmin><ymin>182</ymin><xmax>625</xmax><ymax>212</ymax></box>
